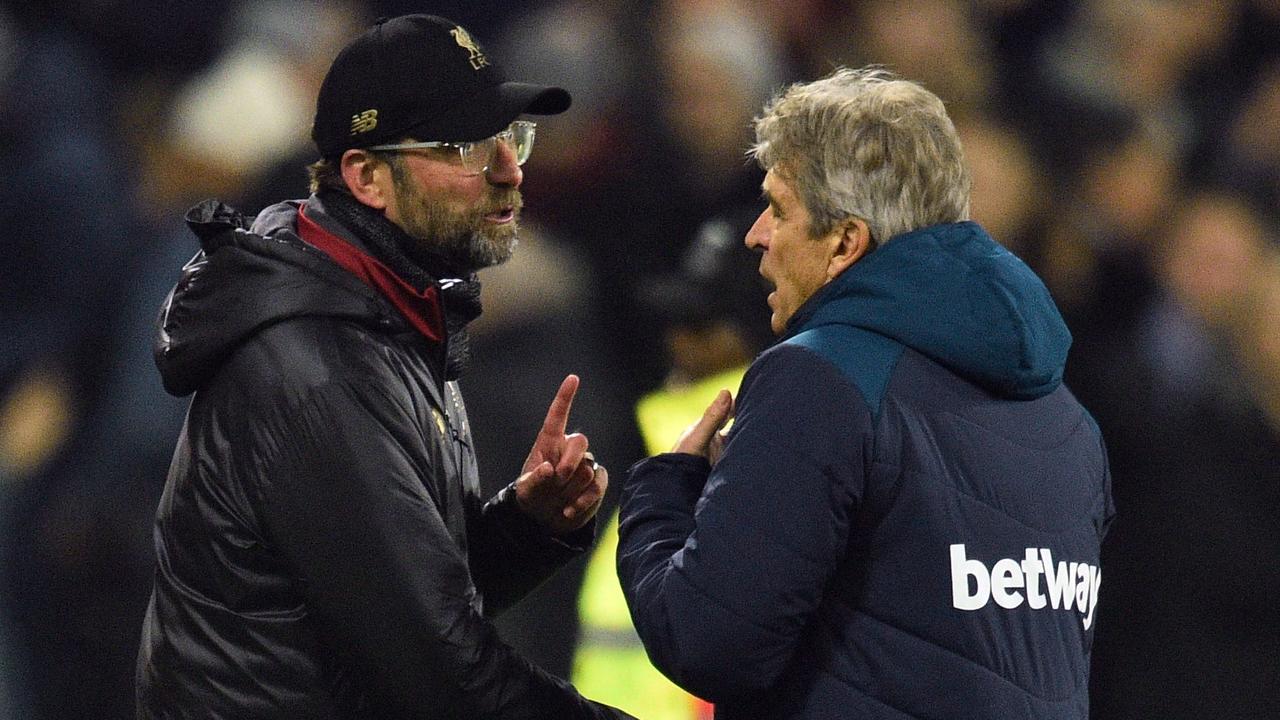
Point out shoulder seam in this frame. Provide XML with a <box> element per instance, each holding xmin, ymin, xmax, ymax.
<box><xmin>783</xmin><ymin>325</ymin><xmax>904</xmax><ymax>419</ymax></box>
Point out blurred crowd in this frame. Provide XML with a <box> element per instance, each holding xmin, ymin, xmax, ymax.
<box><xmin>0</xmin><ymin>1</ymin><xmax>1277</xmax><ymax>718</ymax></box>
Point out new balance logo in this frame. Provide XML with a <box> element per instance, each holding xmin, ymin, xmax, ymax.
<box><xmin>350</xmin><ymin>109</ymin><xmax>378</xmax><ymax>135</ymax></box>
<box><xmin>950</xmin><ymin>544</ymin><xmax>1101</xmax><ymax>629</ymax></box>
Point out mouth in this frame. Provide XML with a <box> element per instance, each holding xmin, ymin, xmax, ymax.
<box><xmin>757</xmin><ymin>267</ymin><xmax>777</xmax><ymax>308</ymax></box>
<box><xmin>758</xmin><ymin>266</ymin><xmax>775</xmax><ymax>290</ymax></box>
<box><xmin>484</xmin><ymin>206</ymin><xmax>516</xmax><ymax>224</ymax></box>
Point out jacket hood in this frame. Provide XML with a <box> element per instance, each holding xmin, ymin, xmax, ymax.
<box><xmin>154</xmin><ymin>199</ymin><xmax>402</xmax><ymax>396</ymax></box>
<box><xmin>784</xmin><ymin>222</ymin><xmax>1071</xmax><ymax>399</ymax></box>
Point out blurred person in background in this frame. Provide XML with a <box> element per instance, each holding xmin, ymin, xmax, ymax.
<box><xmin>0</xmin><ymin>2</ymin><xmax>1273</xmax><ymax>718</ymax></box>
<box><xmin>490</xmin><ymin>0</ymin><xmax>643</xmax><ymax>235</ymax></box>
<box><xmin>0</xmin><ymin>11</ymin><xmax>39</xmax><ymax>716</ymax></box>
<box><xmin>1027</xmin><ymin>0</ymin><xmax>1236</xmax><ymax>174</ymax></box>
<box><xmin>955</xmin><ymin>114</ymin><xmax>1050</xmax><ymax>262</ymax></box>
<box><xmin>747</xmin><ymin>0</ymin><xmax>855</xmax><ymax>80</ymax></box>
<box><xmin>573</xmin><ymin>210</ymin><xmax>770</xmax><ymax>720</ymax></box>
<box><xmin>156</xmin><ymin>0</ymin><xmax>365</xmax><ymax>214</ymax></box>
<box><xmin>618</xmin><ymin>67</ymin><xmax>1112</xmax><ymax>719</ymax></box>
<box><xmin>1034</xmin><ymin>119</ymin><xmax>1183</xmax><ymax>331</ymax></box>
<box><xmin>1011</xmin><ymin>9</ymin><xmax>1280</xmax><ymax>709</ymax></box>
<box><xmin>1084</xmin><ymin>188</ymin><xmax>1280</xmax><ymax>719</ymax></box>
<box><xmin>134</xmin><ymin>15</ymin><xmax>630</xmax><ymax>719</ymax></box>
<box><xmin>5</xmin><ymin>4</ymin><xmax>365</xmax><ymax>718</ymax></box>
<box><xmin>489</xmin><ymin>2</ymin><xmax>785</xmax><ymax>698</ymax></box>
<box><xmin>1211</xmin><ymin>57</ymin><xmax>1280</xmax><ymax>226</ymax></box>
<box><xmin>0</xmin><ymin>0</ymin><xmax>233</xmax><ymax>82</ymax></box>
<box><xmin>459</xmin><ymin>215</ymin><xmax>646</xmax><ymax>681</ymax></box>
<box><xmin>611</xmin><ymin>0</ymin><xmax>786</xmax><ymax>393</ymax></box>
<box><xmin>845</xmin><ymin>0</ymin><xmax>997</xmax><ymax>118</ymax></box>
<box><xmin>437</xmin><ymin>0</ymin><xmax>653</xmax><ymax>683</ymax></box>
<box><xmin>0</xmin><ymin>6</ymin><xmax>145</xmax><ymax>717</ymax></box>
<box><xmin>499</xmin><ymin>0</ymin><xmax>788</xmax><ymax>399</ymax></box>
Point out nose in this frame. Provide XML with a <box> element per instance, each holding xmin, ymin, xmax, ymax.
<box><xmin>484</xmin><ymin>138</ymin><xmax>523</xmax><ymax>188</ymax></box>
<box><xmin>744</xmin><ymin>207</ymin><xmax>771</xmax><ymax>251</ymax></box>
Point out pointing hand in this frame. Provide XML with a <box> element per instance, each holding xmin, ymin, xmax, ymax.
<box><xmin>514</xmin><ymin>375</ymin><xmax>607</xmax><ymax>534</ymax></box>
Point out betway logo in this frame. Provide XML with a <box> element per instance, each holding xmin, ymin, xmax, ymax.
<box><xmin>950</xmin><ymin>544</ymin><xmax>1101</xmax><ymax>629</ymax></box>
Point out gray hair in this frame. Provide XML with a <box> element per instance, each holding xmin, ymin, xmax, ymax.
<box><xmin>750</xmin><ymin>67</ymin><xmax>971</xmax><ymax>244</ymax></box>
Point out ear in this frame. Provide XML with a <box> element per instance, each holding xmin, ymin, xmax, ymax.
<box><xmin>339</xmin><ymin>149</ymin><xmax>391</xmax><ymax>210</ymax></box>
<box><xmin>827</xmin><ymin>217</ymin><xmax>873</xmax><ymax>279</ymax></box>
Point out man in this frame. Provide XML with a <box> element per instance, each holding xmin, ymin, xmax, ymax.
<box><xmin>136</xmin><ymin>15</ymin><xmax>632</xmax><ymax>719</ymax></box>
<box><xmin>617</xmin><ymin>68</ymin><xmax>1114</xmax><ymax>719</ymax></box>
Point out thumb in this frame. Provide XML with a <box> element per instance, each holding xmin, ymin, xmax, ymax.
<box><xmin>672</xmin><ymin>390</ymin><xmax>734</xmax><ymax>455</ymax></box>
<box><xmin>514</xmin><ymin>461</ymin><xmax>555</xmax><ymax>502</ymax></box>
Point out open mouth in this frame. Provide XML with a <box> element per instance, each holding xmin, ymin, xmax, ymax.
<box><xmin>758</xmin><ymin>267</ymin><xmax>775</xmax><ymax>292</ymax></box>
<box><xmin>758</xmin><ymin>270</ymin><xmax>777</xmax><ymax>307</ymax></box>
<box><xmin>484</xmin><ymin>206</ymin><xmax>516</xmax><ymax>224</ymax></box>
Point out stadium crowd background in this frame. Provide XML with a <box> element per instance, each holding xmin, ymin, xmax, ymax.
<box><xmin>0</xmin><ymin>0</ymin><xmax>1277</xmax><ymax>718</ymax></box>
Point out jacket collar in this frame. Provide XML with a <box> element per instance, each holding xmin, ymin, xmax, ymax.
<box><xmin>297</xmin><ymin>200</ymin><xmax>446</xmax><ymax>345</ymax></box>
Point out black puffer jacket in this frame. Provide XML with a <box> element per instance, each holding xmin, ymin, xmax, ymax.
<box><xmin>136</xmin><ymin>197</ymin><xmax>625</xmax><ymax>719</ymax></box>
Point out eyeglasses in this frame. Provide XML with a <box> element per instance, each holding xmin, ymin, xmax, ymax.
<box><xmin>366</xmin><ymin>121</ymin><xmax>536</xmax><ymax>175</ymax></box>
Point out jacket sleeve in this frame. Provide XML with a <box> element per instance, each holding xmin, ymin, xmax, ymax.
<box><xmin>617</xmin><ymin>344</ymin><xmax>870</xmax><ymax>702</ymax></box>
<box><xmin>252</xmin><ymin>377</ymin><xmax>629</xmax><ymax>719</ymax></box>
<box><xmin>466</xmin><ymin>483</ymin><xmax>596</xmax><ymax>615</ymax></box>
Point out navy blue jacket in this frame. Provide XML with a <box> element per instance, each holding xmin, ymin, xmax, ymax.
<box><xmin>618</xmin><ymin>222</ymin><xmax>1113</xmax><ymax>719</ymax></box>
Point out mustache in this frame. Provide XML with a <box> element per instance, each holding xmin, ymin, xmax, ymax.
<box><xmin>480</xmin><ymin>189</ymin><xmax>523</xmax><ymax>215</ymax></box>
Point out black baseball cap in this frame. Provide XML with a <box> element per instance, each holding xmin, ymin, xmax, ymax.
<box><xmin>312</xmin><ymin>14</ymin><xmax>571</xmax><ymax>158</ymax></box>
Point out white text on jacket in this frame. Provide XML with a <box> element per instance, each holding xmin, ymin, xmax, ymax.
<box><xmin>950</xmin><ymin>544</ymin><xmax>1101</xmax><ymax>630</ymax></box>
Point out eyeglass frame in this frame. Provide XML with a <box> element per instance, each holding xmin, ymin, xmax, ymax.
<box><xmin>364</xmin><ymin>120</ymin><xmax>536</xmax><ymax>175</ymax></box>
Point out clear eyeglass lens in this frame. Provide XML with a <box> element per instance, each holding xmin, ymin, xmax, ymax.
<box><xmin>457</xmin><ymin>142</ymin><xmax>484</xmax><ymax>173</ymax></box>
<box><xmin>458</xmin><ymin>122</ymin><xmax>536</xmax><ymax>173</ymax></box>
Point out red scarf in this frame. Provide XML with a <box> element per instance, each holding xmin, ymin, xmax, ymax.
<box><xmin>296</xmin><ymin>205</ymin><xmax>445</xmax><ymax>344</ymax></box>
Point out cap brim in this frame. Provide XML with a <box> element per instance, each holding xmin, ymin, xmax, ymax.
<box><xmin>504</xmin><ymin>82</ymin><xmax>572</xmax><ymax>116</ymax></box>
<box><xmin>410</xmin><ymin>82</ymin><xmax>572</xmax><ymax>142</ymax></box>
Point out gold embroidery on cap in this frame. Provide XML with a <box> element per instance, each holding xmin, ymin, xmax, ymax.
<box><xmin>350</xmin><ymin>109</ymin><xmax>378</xmax><ymax>135</ymax></box>
<box><xmin>451</xmin><ymin>27</ymin><xmax>489</xmax><ymax>70</ymax></box>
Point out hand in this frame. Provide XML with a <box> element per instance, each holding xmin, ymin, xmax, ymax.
<box><xmin>514</xmin><ymin>375</ymin><xmax>608</xmax><ymax>534</ymax></box>
<box><xmin>671</xmin><ymin>389</ymin><xmax>734</xmax><ymax>465</ymax></box>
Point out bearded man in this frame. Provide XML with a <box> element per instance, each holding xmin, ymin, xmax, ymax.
<box><xmin>135</xmin><ymin>15</ymin><xmax>631</xmax><ymax>720</ymax></box>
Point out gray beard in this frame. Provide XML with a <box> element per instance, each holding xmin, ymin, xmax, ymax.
<box><xmin>416</xmin><ymin>227</ymin><xmax>517</xmax><ymax>275</ymax></box>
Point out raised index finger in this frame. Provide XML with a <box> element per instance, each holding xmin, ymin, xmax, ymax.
<box><xmin>540</xmin><ymin>374</ymin><xmax>580</xmax><ymax>437</ymax></box>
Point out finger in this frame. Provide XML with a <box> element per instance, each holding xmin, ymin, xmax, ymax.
<box><xmin>564</xmin><ymin>451</ymin><xmax>597</xmax><ymax>489</ymax></box>
<box><xmin>709</xmin><ymin>428</ymin><xmax>729</xmax><ymax>466</ymax></box>
<box><xmin>564</xmin><ymin>486</ymin><xmax>602</xmax><ymax>519</ymax></box>
<box><xmin>514</xmin><ymin>461</ymin><xmax>555</xmax><ymax>506</ymax></box>
<box><xmin>539</xmin><ymin>374</ymin><xmax>580</xmax><ymax>438</ymax></box>
<box><xmin>558</xmin><ymin>455</ymin><xmax>597</xmax><ymax>502</ymax></box>
<box><xmin>556</xmin><ymin>432</ymin><xmax>588</xmax><ymax>481</ymax></box>
<box><xmin>672</xmin><ymin>389</ymin><xmax>733</xmax><ymax>454</ymax></box>
<box><xmin>564</xmin><ymin>466</ymin><xmax>607</xmax><ymax>519</ymax></box>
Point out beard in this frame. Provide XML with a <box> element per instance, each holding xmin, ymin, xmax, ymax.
<box><xmin>390</xmin><ymin>169</ymin><xmax>523</xmax><ymax>274</ymax></box>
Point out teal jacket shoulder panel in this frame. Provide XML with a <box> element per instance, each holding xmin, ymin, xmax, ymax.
<box><xmin>784</xmin><ymin>221</ymin><xmax>1071</xmax><ymax>400</ymax></box>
